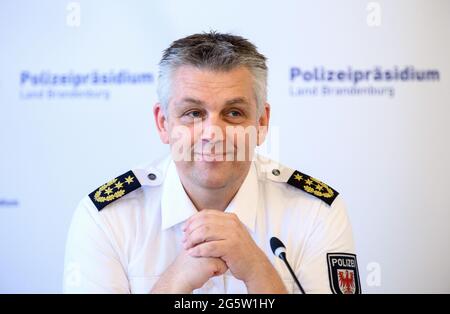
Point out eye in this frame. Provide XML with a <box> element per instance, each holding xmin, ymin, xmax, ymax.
<box><xmin>227</xmin><ymin>110</ymin><xmax>243</xmax><ymax>117</ymax></box>
<box><xmin>185</xmin><ymin>110</ymin><xmax>203</xmax><ymax>118</ymax></box>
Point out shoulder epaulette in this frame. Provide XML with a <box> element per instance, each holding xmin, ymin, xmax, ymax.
<box><xmin>88</xmin><ymin>170</ymin><xmax>142</xmax><ymax>211</ymax></box>
<box><xmin>286</xmin><ymin>170</ymin><xmax>339</xmax><ymax>206</ymax></box>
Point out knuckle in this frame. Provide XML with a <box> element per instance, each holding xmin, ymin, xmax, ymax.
<box><xmin>199</xmin><ymin>227</ymin><xmax>208</xmax><ymax>242</ymax></box>
<box><xmin>230</xmin><ymin>216</ymin><xmax>239</xmax><ymax>226</ymax></box>
<box><xmin>201</xmin><ymin>224</ymin><xmax>210</xmax><ymax>234</ymax></box>
<box><xmin>198</xmin><ymin>216</ymin><xmax>208</xmax><ymax>226</ymax></box>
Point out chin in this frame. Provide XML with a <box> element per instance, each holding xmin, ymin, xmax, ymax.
<box><xmin>193</xmin><ymin>169</ymin><xmax>229</xmax><ymax>189</ymax></box>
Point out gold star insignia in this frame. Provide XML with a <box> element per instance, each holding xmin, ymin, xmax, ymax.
<box><xmin>305</xmin><ymin>178</ymin><xmax>313</xmax><ymax>186</ymax></box>
<box><xmin>316</xmin><ymin>185</ymin><xmax>324</xmax><ymax>191</ymax></box>
<box><xmin>124</xmin><ymin>175</ymin><xmax>135</xmax><ymax>185</ymax></box>
<box><xmin>114</xmin><ymin>181</ymin><xmax>124</xmax><ymax>190</ymax></box>
<box><xmin>294</xmin><ymin>173</ymin><xmax>303</xmax><ymax>181</ymax></box>
<box><xmin>104</xmin><ymin>187</ymin><xmax>113</xmax><ymax>195</ymax></box>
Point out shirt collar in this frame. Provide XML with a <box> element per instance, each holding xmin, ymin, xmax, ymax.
<box><xmin>224</xmin><ymin>161</ymin><xmax>258</xmax><ymax>232</ymax></box>
<box><xmin>161</xmin><ymin>159</ymin><xmax>198</xmax><ymax>231</ymax></box>
<box><xmin>161</xmin><ymin>158</ymin><xmax>259</xmax><ymax>232</ymax></box>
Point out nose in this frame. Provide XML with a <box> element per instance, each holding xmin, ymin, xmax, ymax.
<box><xmin>200</xmin><ymin>113</ymin><xmax>225</xmax><ymax>142</ymax></box>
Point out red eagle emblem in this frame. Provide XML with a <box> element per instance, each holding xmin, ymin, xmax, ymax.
<box><xmin>338</xmin><ymin>269</ymin><xmax>355</xmax><ymax>294</ymax></box>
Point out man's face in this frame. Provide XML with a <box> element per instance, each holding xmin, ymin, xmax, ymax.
<box><xmin>155</xmin><ymin>65</ymin><xmax>269</xmax><ymax>190</ymax></box>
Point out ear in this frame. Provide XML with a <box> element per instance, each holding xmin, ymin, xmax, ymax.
<box><xmin>153</xmin><ymin>103</ymin><xmax>170</xmax><ymax>144</ymax></box>
<box><xmin>257</xmin><ymin>103</ymin><xmax>270</xmax><ymax>146</ymax></box>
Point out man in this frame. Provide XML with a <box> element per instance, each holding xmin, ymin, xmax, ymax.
<box><xmin>63</xmin><ymin>31</ymin><xmax>360</xmax><ymax>294</ymax></box>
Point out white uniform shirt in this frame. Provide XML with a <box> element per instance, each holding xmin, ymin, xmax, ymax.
<box><xmin>63</xmin><ymin>154</ymin><xmax>359</xmax><ymax>294</ymax></box>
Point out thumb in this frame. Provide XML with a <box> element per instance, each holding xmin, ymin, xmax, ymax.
<box><xmin>212</xmin><ymin>259</ymin><xmax>228</xmax><ymax>277</ymax></box>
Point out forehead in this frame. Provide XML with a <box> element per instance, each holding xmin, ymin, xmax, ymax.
<box><xmin>170</xmin><ymin>65</ymin><xmax>255</xmax><ymax>103</ymax></box>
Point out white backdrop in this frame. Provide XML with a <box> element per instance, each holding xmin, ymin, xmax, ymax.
<box><xmin>0</xmin><ymin>0</ymin><xmax>449</xmax><ymax>293</ymax></box>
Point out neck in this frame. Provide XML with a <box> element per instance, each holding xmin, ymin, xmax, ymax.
<box><xmin>178</xmin><ymin>166</ymin><xmax>250</xmax><ymax>212</ymax></box>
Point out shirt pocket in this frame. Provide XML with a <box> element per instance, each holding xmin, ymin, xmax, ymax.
<box><xmin>128</xmin><ymin>275</ymin><xmax>161</xmax><ymax>294</ymax></box>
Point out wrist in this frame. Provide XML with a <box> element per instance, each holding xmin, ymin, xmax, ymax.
<box><xmin>244</xmin><ymin>256</ymin><xmax>287</xmax><ymax>294</ymax></box>
<box><xmin>151</xmin><ymin>264</ymin><xmax>193</xmax><ymax>294</ymax></box>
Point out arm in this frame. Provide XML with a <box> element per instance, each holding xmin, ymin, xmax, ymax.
<box><xmin>296</xmin><ymin>195</ymin><xmax>360</xmax><ymax>294</ymax></box>
<box><xmin>150</xmin><ymin>249</ymin><xmax>228</xmax><ymax>294</ymax></box>
<box><xmin>63</xmin><ymin>198</ymin><xmax>129</xmax><ymax>293</ymax></box>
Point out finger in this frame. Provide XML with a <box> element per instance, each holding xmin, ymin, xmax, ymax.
<box><xmin>188</xmin><ymin>240</ymin><xmax>226</xmax><ymax>258</ymax></box>
<box><xmin>183</xmin><ymin>210</ymin><xmax>228</xmax><ymax>232</ymax></box>
<box><xmin>184</xmin><ymin>224</ymin><xmax>227</xmax><ymax>249</ymax></box>
<box><xmin>212</xmin><ymin>259</ymin><xmax>228</xmax><ymax>277</ymax></box>
<box><xmin>185</xmin><ymin>212</ymin><xmax>237</xmax><ymax>236</ymax></box>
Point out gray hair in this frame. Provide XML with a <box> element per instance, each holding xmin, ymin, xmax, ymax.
<box><xmin>157</xmin><ymin>31</ymin><xmax>268</xmax><ymax>118</ymax></box>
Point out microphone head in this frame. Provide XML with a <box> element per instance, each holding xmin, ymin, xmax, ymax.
<box><xmin>270</xmin><ymin>237</ymin><xmax>286</xmax><ymax>258</ymax></box>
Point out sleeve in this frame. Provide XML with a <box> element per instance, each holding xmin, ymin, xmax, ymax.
<box><xmin>63</xmin><ymin>198</ymin><xmax>130</xmax><ymax>293</ymax></box>
<box><xmin>295</xmin><ymin>195</ymin><xmax>361</xmax><ymax>294</ymax></box>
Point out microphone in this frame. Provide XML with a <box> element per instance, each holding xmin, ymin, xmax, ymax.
<box><xmin>270</xmin><ymin>237</ymin><xmax>306</xmax><ymax>294</ymax></box>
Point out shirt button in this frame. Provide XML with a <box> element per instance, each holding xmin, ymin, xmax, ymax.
<box><xmin>147</xmin><ymin>173</ymin><xmax>157</xmax><ymax>180</ymax></box>
<box><xmin>272</xmin><ymin>169</ymin><xmax>281</xmax><ymax>176</ymax></box>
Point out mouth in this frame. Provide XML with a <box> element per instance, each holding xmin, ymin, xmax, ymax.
<box><xmin>193</xmin><ymin>152</ymin><xmax>233</xmax><ymax>161</ymax></box>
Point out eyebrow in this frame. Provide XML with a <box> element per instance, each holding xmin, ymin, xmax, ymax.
<box><xmin>179</xmin><ymin>97</ymin><xmax>250</xmax><ymax>107</ymax></box>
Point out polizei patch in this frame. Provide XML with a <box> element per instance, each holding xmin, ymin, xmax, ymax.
<box><xmin>327</xmin><ymin>253</ymin><xmax>361</xmax><ymax>294</ymax></box>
